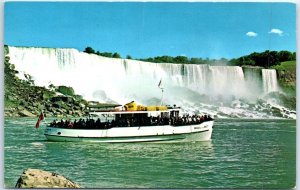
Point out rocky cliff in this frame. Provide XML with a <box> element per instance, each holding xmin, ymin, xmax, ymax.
<box><xmin>4</xmin><ymin>45</ymin><xmax>89</xmax><ymax>117</ymax></box>
<box><xmin>273</xmin><ymin>61</ymin><xmax>296</xmax><ymax>96</ymax></box>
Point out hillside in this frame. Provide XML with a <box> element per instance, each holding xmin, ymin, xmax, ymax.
<box><xmin>272</xmin><ymin>61</ymin><xmax>296</xmax><ymax>96</ymax></box>
<box><xmin>4</xmin><ymin>46</ymin><xmax>89</xmax><ymax>117</ymax></box>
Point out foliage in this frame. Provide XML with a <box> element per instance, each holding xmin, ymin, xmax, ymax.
<box><xmin>99</xmin><ymin>52</ymin><xmax>112</xmax><ymax>57</ymax></box>
<box><xmin>83</xmin><ymin>46</ymin><xmax>122</xmax><ymax>58</ymax></box>
<box><xmin>228</xmin><ymin>50</ymin><xmax>295</xmax><ymax>68</ymax></box>
<box><xmin>271</xmin><ymin>61</ymin><xmax>296</xmax><ymax>71</ymax></box>
<box><xmin>112</xmin><ymin>52</ymin><xmax>121</xmax><ymax>58</ymax></box>
<box><xmin>83</xmin><ymin>47</ymin><xmax>95</xmax><ymax>54</ymax></box>
<box><xmin>139</xmin><ymin>50</ymin><xmax>295</xmax><ymax>68</ymax></box>
<box><xmin>57</xmin><ymin>86</ymin><xmax>75</xmax><ymax>96</ymax></box>
<box><xmin>48</xmin><ymin>84</ymin><xmax>56</xmax><ymax>91</ymax></box>
<box><xmin>174</xmin><ymin>56</ymin><xmax>189</xmax><ymax>63</ymax></box>
<box><xmin>74</xmin><ymin>94</ymin><xmax>83</xmax><ymax>101</ymax></box>
<box><xmin>271</xmin><ymin>61</ymin><xmax>296</xmax><ymax>97</ymax></box>
<box><xmin>140</xmin><ymin>55</ymin><xmax>190</xmax><ymax>64</ymax></box>
<box><xmin>3</xmin><ymin>46</ymin><xmax>91</xmax><ymax>117</ymax></box>
<box><xmin>190</xmin><ymin>58</ymin><xmax>205</xmax><ymax>64</ymax></box>
<box><xmin>5</xmin><ymin>99</ymin><xmax>19</xmax><ymax>108</ymax></box>
<box><xmin>82</xmin><ymin>46</ymin><xmax>295</xmax><ymax>68</ymax></box>
<box><xmin>24</xmin><ymin>74</ymin><xmax>35</xmax><ymax>86</ymax></box>
<box><xmin>42</xmin><ymin>90</ymin><xmax>56</xmax><ymax>100</ymax></box>
<box><xmin>4</xmin><ymin>45</ymin><xmax>9</xmax><ymax>55</ymax></box>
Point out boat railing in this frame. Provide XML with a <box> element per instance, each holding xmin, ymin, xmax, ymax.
<box><xmin>48</xmin><ymin>115</ymin><xmax>213</xmax><ymax>130</ymax></box>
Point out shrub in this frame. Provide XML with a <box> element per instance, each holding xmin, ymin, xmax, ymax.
<box><xmin>57</xmin><ymin>86</ymin><xmax>75</xmax><ymax>96</ymax></box>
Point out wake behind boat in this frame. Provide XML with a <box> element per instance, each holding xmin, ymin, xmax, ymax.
<box><xmin>43</xmin><ymin>101</ymin><xmax>214</xmax><ymax>143</ymax></box>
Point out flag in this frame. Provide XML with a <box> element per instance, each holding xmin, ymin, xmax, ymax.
<box><xmin>158</xmin><ymin>79</ymin><xmax>162</xmax><ymax>88</ymax></box>
<box><xmin>35</xmin><ymin>112</ymin><xmax>44</xmax><ymax>129</ymax></box>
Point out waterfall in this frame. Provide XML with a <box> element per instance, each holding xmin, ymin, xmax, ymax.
<box><xmin>243</xmin><ymin>67</ymin><xmax>263</xmax><ymax>99</ymax></box>
<box><xmin>208</xmin><ymin>66</ymin><xmax>246</xmax><ymax>97</ymax></box>
<box><xmin>7</xmin><ymin>46</ymin><xmax>279</xmax><ymax>105</ymax></box>
<box><xmin>262</xmin><ymin>69</ymin><xmax>279</xmax><ymax>94</ymax></box>
<box><xmin>183</xmin><ymin>64</ymin><xmax>208</xmax><ymax>93</ymax></box>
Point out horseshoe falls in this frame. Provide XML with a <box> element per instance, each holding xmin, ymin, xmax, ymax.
<box><xmin>7</xmin><ymin>46</ymin><xmax>295</xmax><ymax>119</ymax></box>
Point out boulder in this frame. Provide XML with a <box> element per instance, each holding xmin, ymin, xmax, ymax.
<box><xmin>15</xmin><ymin>168</ymin><xmax>80</xmax><ymax>188</ymax></box>
<box><xmin>18</xmin><ymin>109</ymin><xmax>35</xmax><ymax>117</ymax></box>
<box><xmin>19</xmin><ymin>100</ymin><xmax>28</xmax><ymax>107</ymax></box>
<box><xmin>52</xmin><ymin>103</ymin><xmax>61</xmax><ymax>109</ymax></box>
<box><xmin>51</xmin><ymin>96</ymin><xmax>74</xmax><ymax>104</ymax></box>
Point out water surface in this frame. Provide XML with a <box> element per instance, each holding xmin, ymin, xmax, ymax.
<box><xmin>4</xmin><ymin>118</ymin><xmax>296</xmax><ymax>188</ymax></box>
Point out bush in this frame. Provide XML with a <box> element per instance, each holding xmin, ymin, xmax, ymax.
<box><xmin>83</xmin><ymin>47</ymin><xmax>95</xmax><ymax>54</ymax></box>
<box><xmin>4</xmin><ymin>45</ymin><xmax>9</xmax><ymax>55</ymax></box>
<box><xmin>57</xmin><ymin>86</ymin><xmax>75</xmax><ymax>96</ymax></box>
<box><xmin>112</xmin><ymin>52</ymin><xmax>121</xmax><ymax>58</ymax></box>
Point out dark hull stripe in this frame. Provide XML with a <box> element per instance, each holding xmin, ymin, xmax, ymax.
<box><xmin>124</xmin><ymin>138</ymin><xmax>184</xmax><ymax>143</ymax></box>
<box><xmin>45</xmin><ymin>136</ymin><xmax>185</xmax><ymax>143</ymax></box>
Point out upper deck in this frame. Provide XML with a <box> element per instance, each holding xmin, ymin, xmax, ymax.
<box><xmin>87</xmin><ymin>101</ymin><xmax>181</xmax><ymax>116</ymax></box>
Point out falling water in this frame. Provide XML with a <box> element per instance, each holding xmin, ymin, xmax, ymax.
<box><xmin>208</xmin><ymin>66</ymin><xmax>246</xmax><ymax>97</ymax></box>
<box><xmin>243</xmin><ymin>67</ymin><xmax>263</xmax><ymax>99</ymax></box>
<box><xmin>183</xmin><ymin>64</ymin><xmax>208</xmax><ymax>93</ymax></box>
<box><xmin>7</xmin><ymin>46</ymin><xmax>293</xmax><ymax>118</ymax></box>
<box><xmin>262</xmin><ymin>69</ymin><xmax>279</xmax><ymax>94</ymax></box>
<box><xmin>8</xmin><ymin>46</ymin><xmax>255</xmax><ymax>102</ymax></box>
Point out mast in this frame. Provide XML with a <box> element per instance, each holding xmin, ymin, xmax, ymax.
<box><xmin>160</xmin><ymin>87</ymin><xmax>164</xmax><ymax>106</ymax></box>
<box><xmin>158</xmin><ymin>79</ymin><xmax>164</xmax><ymax>106</ymax></box>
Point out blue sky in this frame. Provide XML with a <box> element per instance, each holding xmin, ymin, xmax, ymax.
<box><xmin>4</xmin><ymin>2</ymin><xmax>296</xmax><ymax>59</ymax></box>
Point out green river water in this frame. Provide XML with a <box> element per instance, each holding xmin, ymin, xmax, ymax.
<box><xmin>4</xmin><ymin>118</ymin><xmax>296</xmax><ymax>188</ymax></box>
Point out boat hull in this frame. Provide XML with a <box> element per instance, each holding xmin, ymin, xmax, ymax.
<box><xmin>44</xmin><ymin>121</ymin><xmax>213</xmax><ymax>143</ymax></box>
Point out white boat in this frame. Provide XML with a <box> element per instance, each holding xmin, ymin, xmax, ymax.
<box><xmin>44</xmin><ymin>102</ymin><xmax>214</xmax><ymax>143</ymax></box>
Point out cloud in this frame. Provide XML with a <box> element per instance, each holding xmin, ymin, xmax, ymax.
<box><xmin>246</xmin><ymin>31</ymin><xmax>258</xmax><ymax>37</ymax></box>
<box><xmin>269</xmin><ymin>28</ymin><xmax>283</xmax><ymax>36</ymax></box>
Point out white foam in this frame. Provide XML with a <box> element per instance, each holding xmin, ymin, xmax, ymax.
<box><xmin>7</xmin><ymin>46</ymin><xmax>295</xmax><ymax>119</ymax></box>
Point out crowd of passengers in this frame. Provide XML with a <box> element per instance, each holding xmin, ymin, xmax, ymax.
<box><xmin>49</xmin><ymin>114</ymin><xmax>213</xmax><ymax>129</ymax></box>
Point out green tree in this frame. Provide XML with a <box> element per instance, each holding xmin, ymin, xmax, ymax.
<box><xmin>277</xmin><ymin>51</ymin><xmax>293</xmax><ymax>62</ymax></box>
<box><xmin>228</xmin><ymin>58</ymin><xmax>239</xmax><ymax>66</ymax></box>
<box><xmin>292</xmin><ymin>52</ymin><xmax>296</xmax><ymax>60</ymax></box>
<box><xmin>100</xmin><ymin>52</ymin><xmax>113</xmax><ymax>57</ymax></box>
<box><xmin>83</xmin><ymin>47</ymin><xmax>95</xmax><ymax>54</ymax></box>
<box><xmin>112</xmin><ymin>52</ymin><xmax>121</xmax><ymax>58</ymax></box>
<box><xmin>174</xmin><ymin>56</ymin><xmax>188</xmax><ymax>63</ymax></box>
<box><xmin>126</xmin><ymin>55</ymin><xmax>132</xmax><ymax>59</ymax></box>
<box><xmin>152</xmin><ymin>56</ymin><xmax>174</xmax><ymax>63</ymax></box>
<box><xmin>57</xmin><ymin>86</ymin><xmax>75</xmax><ymax>96</ymax></box>
<box><xmin>142</xmin><ymin>58</ymin><xmax>154</xmax><ymax>62</ymax></box>
<box><xmin>190</xmin><ymin>58</ymin><xmax>203</xmax><ymax>64</ymax></box>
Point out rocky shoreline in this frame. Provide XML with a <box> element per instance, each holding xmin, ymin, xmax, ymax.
<box><xmin>4</xmin><ymin>46</ymin><xmax>90</xmax><ymax>118</ymax></box>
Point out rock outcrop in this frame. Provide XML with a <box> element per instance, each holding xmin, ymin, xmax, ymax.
<box><xmin>277</xmin><ymin>69</ymin><xmax>296</xmax><ymax>87</ymax></box>
<box><xmin>4</xmin><ymin>45</ymin><xmax>89</xmax><ymax>118</ymax></box>
<box><xmin>18</xmin><ymin>109</ymin><xmax>36</xmax><ymax>117</ymax></box>
<box><xmin>15</xmin><ymin>168</ymin><xmax>80</xmax><ymax>188</ymax></box>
